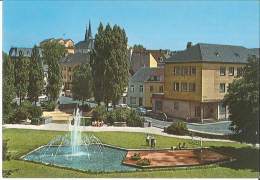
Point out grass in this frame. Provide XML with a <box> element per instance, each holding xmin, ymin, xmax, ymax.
<box><xmin>2</xmin><ymin>128</ymin><xmax>259</xmax><ymax>178</ymax></box>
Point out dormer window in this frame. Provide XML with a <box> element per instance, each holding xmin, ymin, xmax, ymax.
<box><xmin>234</xmin><ymin>53</ymin><xmax>240</xmax><ymax>57</ymax></box>
<box><xmin>215</xmin><ymin>52</ymin><xmax>220</xmax><ymax>57</ymax></box>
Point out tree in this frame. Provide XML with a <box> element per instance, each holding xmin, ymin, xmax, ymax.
<box><xmin>3</xmin><ymin>52</ymin><xmax>15</xmax><ymax>123</ymax></box>
<box><xmin>91</xmin><ymin>22</ymin><xmax>129</xmax><ymax>109</ymax></box>
<box><xmin>14</xmin><ymin>51</ymin><xmax>29</xmax><ymax>105</ymax></box>
<box><xmin>224</xmin><ymin>56</ymin><xmax>259</xmax><ymax>144</ymax></box>
<box><xmin>28</xmin><ymin>46</ymin><xmax>44</xmax><ymax>105</ymax></box>
<box><xmin>72</xmin><ymin>63</ymin><xmax>93</xmax><ymax>105</ymax></box>
<box><xmin>41</xmin><ymin>41</ymin><xmax>65</xmax><ymax>102</ymax></box>
<box><xmin>90</xmin><ymin>22</ymin><xmax>105</xmax><ymax>105</ymax></box>
<box><xmin>133</xmin><ymin>44</ymin><xmax>145</xmax><ymax>51</ymax></box>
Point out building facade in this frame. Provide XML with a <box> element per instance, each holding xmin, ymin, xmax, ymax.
<box><xmin>40</xmin><ymin>38</ymin><xmax>74</xmax><ymax>54</ymax></box>
<box><xmin>128</xmin><ymin>67</ymin><xmax>164</xmax><ymax>108</ymax></box>
<box><xmin>152</xmin><ymin>43</ymin><xmax>259</xmax><ymax>122</ymax></box>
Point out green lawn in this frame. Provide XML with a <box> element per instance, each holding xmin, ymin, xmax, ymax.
<box><xmin>2</xmin><ymin>128</ymin><xmax>259</xmax><ymax>178</ymax></box>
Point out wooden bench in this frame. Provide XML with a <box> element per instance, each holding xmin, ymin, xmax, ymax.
<box><xmin>114</xmin><ymin>121</ymin><xmax>127</xmax><ymax>127</ymax></box>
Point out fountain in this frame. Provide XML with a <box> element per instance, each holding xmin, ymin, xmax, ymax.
<box><xmin>22</xmin><ymin>107</ymin><xmax>136</xmax><ymax>172</ymax></box>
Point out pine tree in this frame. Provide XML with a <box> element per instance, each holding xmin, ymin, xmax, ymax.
<box><xmin>3</xmin><ymin>52</ymin><xmax>15</xmax><ymax>123</ymax></box>
<box><xmin>41</xmin><ymin>41</ymin><xmax>65</xmax><ymax>102</ymax></box>
<box><xmin>72</xmin><ymin>63</ymin><xmax>93</xmax><ymax>105</ymax></box>
<box><xmin>28</xmin><ymin>45</ymin><xmax>44</xmax><ymax>105</ymax></box>
<box><xmin>14</xmin><ymin>51</ymin><xmax>29</xmax><ymax>105</ymax></box>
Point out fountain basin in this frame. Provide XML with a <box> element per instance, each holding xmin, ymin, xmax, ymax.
<box><xmin>22</xmin><ymin>144</ymin><xmax>137</xmax><ymax>172</ymax></box>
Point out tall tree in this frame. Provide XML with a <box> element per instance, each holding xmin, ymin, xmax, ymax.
<box><xmin>28</xmin><ymin>46</ymin><xmax>44</xmax><ymax>105</ymax></box>
<box><xmin>41</xmin><ymin>41</ymin><xmax>65</xmax><ymax>102</ymax></box>
<box><xmin>3</xmin><ymin>52</ymin><xmax>15</xmax><ymax>123</ymax></box>
<box><xmin>91</xmin><ymin>22</ymin><xmax>129</xmax><ymax>109</ymax></box>
<box><xmin>90</xmin><ymin>23</ymin><xmax>105</xmax><ymax>105</ymax></box>
<box><xmin>224</xmin><ymin>56</ymin><xmax>259</xmax><ymax>144</ymax></box>
<box><xmin>14</xmin><ymin>51</ymin><xmax>29</xmax><ymax>105</ymax></box>
<box><xmin>72</xmin><ymin>63</ymin><xmax>93</xmax><ymax>105</ymax></box>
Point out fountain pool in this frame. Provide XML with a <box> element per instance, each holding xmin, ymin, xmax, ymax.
<box><xmin>22</xmin><ymin>145</ymin><xmax>136</xmax><ymax>172</ymax></box>
<box><xmin>21</xmin><ymin>107</ymin><xmax>136</xmax><ymax>172</ymax></box>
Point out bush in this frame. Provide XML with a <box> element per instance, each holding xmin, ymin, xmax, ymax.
<box><xmin>106</xmin><ymin>108</ymin><xmax>129</xmax><ymax>125</ymax></box>
<box><xmin>28</xmin><ymin>106</ymin><xmax>42</xmax><ymax>119</ymax></box>
<box><xmin>81</xmin><ymin>117</ymin><xmax>91</xmax><ymax>126</ymax></box>
<box><xmin>165</xmin><ymin>122</ymin><xmax>189</xmax><ymax>135</ymax></box>
<box><xmin>14</xmin><ymin>106</ymin><xmax>29</xmax><ymax>123</ymax></box>
<box><xmin>92</xmin><ymin>105</ymin><xmax>106</xmax><ymax>122</ymax></box>
<box><xmin>136</xmin><ymin>158</ymin><xmax>150</xmax><ymax>166</ymax></box>
<box><xmin>41</xmin><ymin>101</ymin><xmax>56</xmax><ymax>111</ymax></box>
<box><xmin>130</xmin><ymin>153</ymin><xmax>141</xmax><ymax>161</ymax></box>
<box><xmin>126</xmin><ymin>110</ymin><xmax>144</xmax><ymax>127</ymax></box>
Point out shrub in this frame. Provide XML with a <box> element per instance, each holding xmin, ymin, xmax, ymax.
<box><xmin>92</xmin><ymin>105</ymin><xmax>106</xmax><ymax>122</ymax></box>
<box><xmin>136</xmin><ymin>158</ymin><xmax>150</xmax><ymax>166</ymax></box>
<box><xmin>106</xmin><ymin>108</ymin><xmax>130</xmax><ymax>125</ymax></box>
<box><xmin>166</xmin><ymin>122</ymin><xmax>189</xmax><ymax>135</ymax></box>
<box><xmin>14</xmin><ymin>106</ymin><xmax>29</xmax><ymax>123</ymax></box>
<box><xmin>81</xmin><ymin>117</ymin><xmax>91</xmax><ymax>126</ymax></box>
<box><xmin>126</xmin><ymin>110</ymin><xmax>144</xmax><ymax>127</ymax></box>
<box><xmin>41</xmin><ymin>101</ymin><xmax>56</xmax><ymax>111</ymax></box>
<box><xmin>28</xmin><ymin>106</ymin><xmax>42</xmax><ymax>118</ymax></box>
<box><xmin>130</xmin><ymin>153</ymin><xmax>141</xmax><ymax>161</ymax></box>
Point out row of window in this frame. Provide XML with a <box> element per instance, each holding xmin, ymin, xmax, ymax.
<box><xmin>62</xmin><ymin>67</ymin><xmax>72</xmax><ymax>71</ymax></box>
<box><xmin>173</xmin><ymin>82</ymin><xmax>196</xmax><ymax>92</ymax></box>
<box><xmin>62</xmin><ymin>75</ymin><xmax>72</xmax><ymax>81</ymax></box>
<box><xmin>130</xmin><ymin>85</ymin><xmax>163</xmax><ymax>93</ymax></box>
<box><xmin>173</xmin><ymin>66</ymin><xmax>196</xmax><ymax>76</ymax></box>
<box><xmin>220</xmin><ymin>66</ymin><xmax>243</xmax><ymax>76</ymax></box>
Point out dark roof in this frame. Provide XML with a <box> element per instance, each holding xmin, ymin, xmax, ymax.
<box><xmin>9</xmin><ymin>47</ymin><xmax>43</xmax><ymax>58</ymax></box>
<box><xmin>165</xmin><ymin>43</ymin><xmax>259</xmax><ymax>64</ymax></box>
<box><xmin>60</xmin><ymin>52</ymin><xmax>90</xmax><ymax>65</ymax></box>
<box><xmin>75</xmin><ymin>38</ymin><xmax>94</xmax><ymax>50</ymax></box>
<box><xmin>130</xmin><ymin>67</ymin><xmax>163</xmax><ymax>82</ymax></box>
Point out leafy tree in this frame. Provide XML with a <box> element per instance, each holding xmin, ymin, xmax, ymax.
<box><xmin>3</xmin><ymin>52</ymin><xmax>15</xmax><ymax>123</ymax></box>
<box><xmin>72</xmin><ymin>63</ymin><xmax>93</xmax><ymax>105</ymax></box>
<box><xmin>28</xmin><ymin>45</ymin><xmax>44</xmax><ymax>105</ymax></box>
<box><xmin>224</xmin><ymin>56</ymin><xmax>259</xmax><ymax>144</ymax></box>
<box><xmin>41</xmin><ymin>41</ymin><xmax>65</xmax><ymax>102</ymax></box>
<box><xmin>14</xmin><ymin>51</ymin><xmax>29</xmax><ymax>105</ymax></box>
<box><xmin>91</xmin><ymin>22</ymin><xmax>129</xmax><ymax>109</ymax></box>
<box><xmin>133</xmin><ymin>44</ymin><xmax>145</xmax><ymax>51</ymax></box>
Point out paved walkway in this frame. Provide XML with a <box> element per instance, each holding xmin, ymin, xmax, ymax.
<box><xmin>3</xmin><ymin>123</ymin><xmax>235</xmax><ymax>143</ymax></box>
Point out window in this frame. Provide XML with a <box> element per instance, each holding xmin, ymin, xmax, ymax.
<box><xmin>219</xmin><ymin>83</ymin><xmax>226</xmax><ymax>93</ymax></box>
<box><xmin>219</xmin><ymin>103</ymin><xmax>226</xmax><ymax>114</ymax></box>
<box><xmin>190</xmin><ymin>66</ymin><xmax>196</xmax><ymax>75</ymax></box>
<box><xmin>130</xmin><ymin>97</ymin><xmax>136</xmax><ymax>104</ymax></box>
<box><xmin>188</xmin><ymin>83</ymin><xmax>196</xmax><ymax>92</ymax></box>
<box><xmin>195</xmin><ymin>106</ymin><xmax>201</xmax><ymax>117</ymax></box>
<box><xmin>68</xmin><ymin>67</ymin><xmax>71</xmax><ymax>72</ymax></box>
<box><xmin>173</xmin><ymin>82</ymin><xmax>180</xmax><ymax>92</ymax></box>
<box><xmin>174</xmin><ymin>102</ymin><xmax>179</xmax><ymax>110</ymax></box>
<box><xmin>130</xmin><ymin>85</ymin><xmax>134</xmax><ymax>92</ymax></box>
<box><xmin>139</xmin><ymin>85</ymin><xmax>143</xmax><ymax>93</ymax></box>
<box><xmin>150</xmin><ymin>86</ymin><xmax>154</xmax><ymax>92</ymax></box>
<box><xmin>174</xmin><ymin>67</ymin><xmax>181</xmax><ymax>76</ymax></box>
<box><xmin>139</xmin><ymin>97</ymin><xmax>143</xmax><ymax>106</ymax></box>
<box><xmin>159</xmin><ymin>86</ymin><xmax>163</xmax><ymax>93</ymax></box>
<box><xmin>220</xmin><ymin>67</ymin><xmax>226</xmax><ymax>76</ymax></box>
<box><xmin>183</xmin><ymin>67</ymin><xmax>189</xmax><ymax>76</ymax></box>
<box><xmin>236</xmin><ymin>67</ymin><xmax>244</xmax><ymax>77</ymax></box>
<box><xmin>181</xmin><ymin>82</ymin><xmax>188</xmax><ymax>92</ymax></box>
<box><xmin>69</xmin><ymin>75</ymin><xmax>72</xmax><ymax>81</ymax></box>
<box><xmin>228</xmin><ymin>67</ymin><xmax>234</xmax><ymax>76</ymax></box>
<box><xmin>155</xmin><ymin>101</ymin><xmax>162</xmax><ymax>111</ymax></box>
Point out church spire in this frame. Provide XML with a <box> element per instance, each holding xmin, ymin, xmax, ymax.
<box><xmin>85</xmin><ymin>25</ymin><xmax>88</xmax><ymax>41</ymax></box>
<box><xmin>88</xmin><ymin>20</ymin><xmax>92</xmax><ymax>39</ymax></box>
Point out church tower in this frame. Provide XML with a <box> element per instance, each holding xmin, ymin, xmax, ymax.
<box><xmin>88</xmin><ymin>20</ymin><xmax>92</xmax><ymax>39</ymax></box>
<box><xmin>84</xmin><ymin>25</ymin><xmax>88</xmax><ymax>41</ymax></box>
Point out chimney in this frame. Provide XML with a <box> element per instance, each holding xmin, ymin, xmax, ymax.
<box><xmin>186</xmin><ymin>42</ymin><xmax>192</xmax><ymax>49</ymax></box>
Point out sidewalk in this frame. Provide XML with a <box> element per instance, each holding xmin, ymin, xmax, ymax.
<box><xmin>3</xmin><ymin>123</ymin><xmax>236</xmax><ymax>143</ymax></box>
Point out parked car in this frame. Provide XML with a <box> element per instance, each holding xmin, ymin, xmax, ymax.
<box><xmin>116</xmin><ymin>104</ymin><xmax>130</xmax><ymax>109</ymax></box>
<box><xmin>136</xmin><ymin>107</ymin><xmax>147</xmax><ymax>116</ymax></box>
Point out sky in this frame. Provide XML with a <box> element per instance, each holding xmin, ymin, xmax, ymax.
<box><xmin>3</xmin><ymin>0</ymin><xmax>260</xmax><ymax>52</ymax></box>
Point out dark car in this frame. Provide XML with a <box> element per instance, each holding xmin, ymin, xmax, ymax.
<box><xmin>136</xmin><ymin>107</ymin><xmax>147</xmax><ymax>116</ymax></box>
